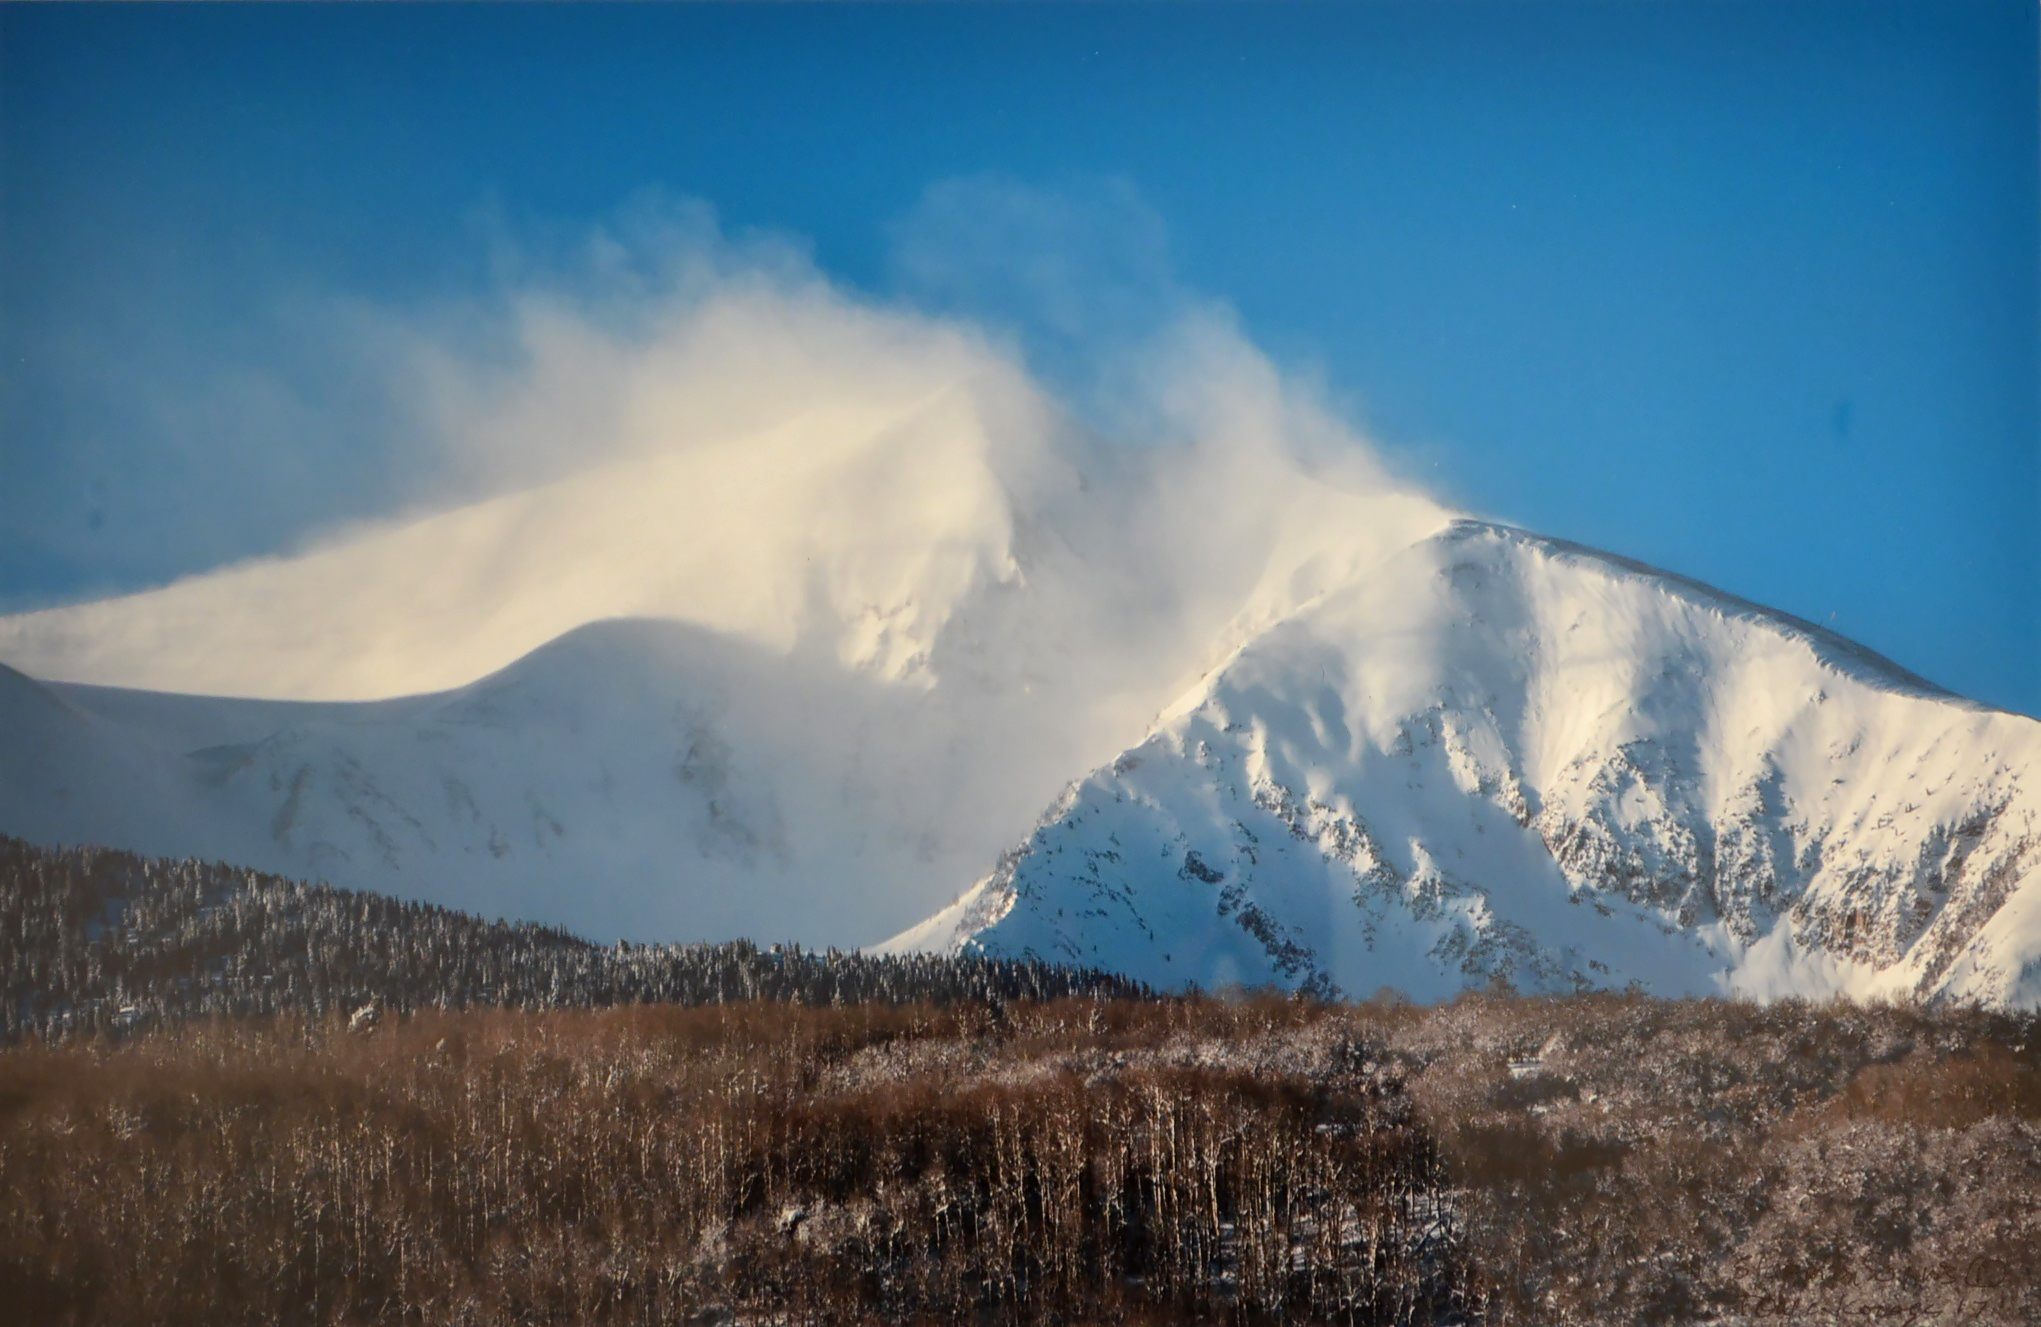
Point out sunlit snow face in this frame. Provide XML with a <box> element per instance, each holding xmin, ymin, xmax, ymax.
<box><xmin>0</xmin><ymin>216</ymin><xmax>1460</xmax><ymax>949</ymax></box>
<box><xmin>0</xmin><ymin>236</ymin><xmax>1449</xmax><ymax>709</ymax></box>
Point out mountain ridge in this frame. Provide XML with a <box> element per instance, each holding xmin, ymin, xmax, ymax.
<box><xmin>1456</xmin><ymin>520</ymin><xmax>1963</xmax><ymax>704</ymax></box>
<box><xmin>882</xmin><ymin>520</ymin><xmax>2040</xmax><ymax>1008</ymax></box>
<box><xmin>5</xmin><ymin>516</ymin><xmax>2036</xmax><ymax>1006</ymax></box>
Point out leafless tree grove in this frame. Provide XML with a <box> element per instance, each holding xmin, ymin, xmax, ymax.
<box><xmin>0</xmin><ymin>1000</ymin><xmax>1464</xmax><ymax>1325</ymax></box>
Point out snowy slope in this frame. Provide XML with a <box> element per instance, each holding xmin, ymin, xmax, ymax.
<box><xmin>883</xmin><ymin>521</ymin><xmax>2041</xmax><ymax>1008</ymax></box>
<box><xmin>0</xmin><ymin>380</ymin><xmax>1450</xmax><ymax>948</ymax></box>
<box><xmin>0</xmin><ymin>618</ymin><xmax>1123</xmax><ymax>946</ymax></box>
<box><xmin>0</xmin><ymin>664</ymin><xmax>233</xmax><ymax>859</ymax></box>
<box><xmin>6</xmin><ymin>374</ymin><xmax>2037</xmax><ymax>1000</ymax></box>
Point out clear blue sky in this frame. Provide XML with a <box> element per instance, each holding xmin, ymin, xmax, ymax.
<box><xmin>2</xmin><ymin>2</ymin><xmax>2035</xmax><ymax>714</ymax></box>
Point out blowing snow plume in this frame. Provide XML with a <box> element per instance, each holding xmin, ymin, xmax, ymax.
<box><xmin>0</xmin><ymin>196</ymin><xmax>1451</xmax><ymax>944</ymax></box>
<box><xmin>5</xmin><ymin>195</ymin><xmax>2038</xmax><ymax>1006</ymax></box>
<box><xmin>0</xmin><ymin>206</ymin><xmax>1446</xmax><ymax>704</ymax></box>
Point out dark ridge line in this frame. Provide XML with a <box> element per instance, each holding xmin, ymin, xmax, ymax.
<box><xmin>0</xmin><ymin>833</ymin><xmax>1155</xmax><ymax>1045</ymax></box>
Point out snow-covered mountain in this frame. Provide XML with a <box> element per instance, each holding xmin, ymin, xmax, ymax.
<box><xmin>883</xmin><ymin>520</ymin><xmax>2041</xmax><ymax>1009</ymax></box>
<box><xmin>0</xmin><ymin>617</ymin><xmax>1121</xmax><ymax>946</ymax></box>
<box><xmin>0</xmin><ymin>350</ymin><xmax>1452</xmax><ymax>949</ymax></box>
<box><xmin>8</xmin><ymin>509</ymin><xmax>2039</xmax><ymax>1004</ymax></box>
<box><xmin>4</xmin><ymin>367</ymin><xmax>2037</xmax><ymax>1003</ymax></box>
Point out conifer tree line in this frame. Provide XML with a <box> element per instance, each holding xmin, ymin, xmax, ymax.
<box><xmin>0</xmin><ymin>835</ymin><xmax>1146</xmax><ymax>1042</ymax></box>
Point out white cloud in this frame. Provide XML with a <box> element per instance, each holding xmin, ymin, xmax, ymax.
<box><xmin>1</xmin><ymin>189</ymin><xmax>1447</xmax><ymax>701</ymax></box>
<box><xmin>0</xmin><ymin>185</ymin><xmax>1457</xmax><ymax>940</ymax></box>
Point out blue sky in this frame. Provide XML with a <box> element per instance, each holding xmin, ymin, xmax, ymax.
<box><xmin>2</xmin><ymin>2</ymin><xmax>2035</xmax><ymax>715</ymax></box>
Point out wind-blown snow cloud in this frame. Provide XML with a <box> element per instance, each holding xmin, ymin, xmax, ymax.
<box><xmin>0</xmin><ymin>182</ymin><xmax>1448</xmax><ymax>711</ymax></box>
<box><xmin>0</xmin><ymin>182</ymin><xmax>1459</xmax><ymax>943</ymax></box>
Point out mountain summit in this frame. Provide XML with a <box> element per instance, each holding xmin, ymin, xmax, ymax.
<box><xmin>882</xmin><ymin>521</ymin><xmax>2041</xmax><ymax>1008</ymax></box>
<box><xmin>4</xmin><ymin>498</ymin><xmax>2036</xmax><ymax>1004</ymax></box>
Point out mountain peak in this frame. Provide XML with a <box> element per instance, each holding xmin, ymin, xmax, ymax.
<box><xmin>887</xmin><ymin>519</ymin><xmax>2041</xmax><ymax>1008</ymax></box>
<box><xmin>1442</xmin><ymin>519</ymin><xmax>1959</xmax><ymax>704</ymax></box>
<box><xmin>5</xmin><ymin>502</ymin><xmax>2036</xmax><ymax>1006</ymax></box>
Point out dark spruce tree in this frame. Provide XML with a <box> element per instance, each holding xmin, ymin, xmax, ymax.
<box><xmin>0</xmin><ymin>834</ymin><xmax>1148</xmax><ymax>1042</ymax></box>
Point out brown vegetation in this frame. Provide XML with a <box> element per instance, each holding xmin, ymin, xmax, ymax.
<box><xmin>3</xmin><ymin>988</ymin><xmax>2040</xmax><ymax>1314</ymax></box>
<box><xmin>0</xmin><ymin>998</ymin><xmax>1464</xmax><ymax>1326</ymax></box>
<box><xmin>1387</xmin><ymin>992</ymin><xmax>2041</xmax><ymax>1325</ymax></box>
<box><xmin>4</xmin><ymin>849</ymin><xmax>2038</xmax><ymax>1327</ymax></box>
